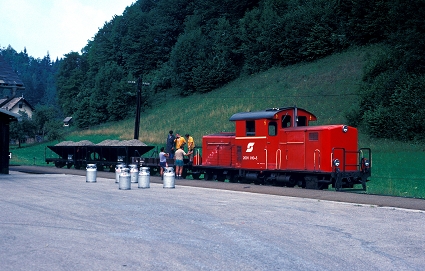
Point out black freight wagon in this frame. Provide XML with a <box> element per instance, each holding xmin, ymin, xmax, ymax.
<box><xmin>45</xmin><ymin>143</ymin><xmax>154</xmax><ymax>171</ymax></box>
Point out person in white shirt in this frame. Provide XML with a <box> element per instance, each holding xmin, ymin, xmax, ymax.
<box><xmin>174</xmin><ymin>146</ymin><xmax>192</xmax><ymax>179</ymax></box>
<box><xmin>159</xmin><ymin>147</ymin><xmax>169</xmax><ymax>178</ymax></box>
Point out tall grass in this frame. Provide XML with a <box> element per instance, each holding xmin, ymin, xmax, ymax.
<box><xmin>9</xmin><ymin>46</ymin><xmax>425</xmax><ymax>199</ymax></box>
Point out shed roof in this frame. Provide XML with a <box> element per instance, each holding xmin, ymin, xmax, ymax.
<box><xmin>0</xmin><ymin>108</ymin><xmax>20</xmax><ymax>121</ymax></box>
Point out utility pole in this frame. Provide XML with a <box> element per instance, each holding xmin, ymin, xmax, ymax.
<box><xmin>129</xmin><ymin>77</ymin><xmax>149</xmax><ymax>140</ymax></box>
<box><xmin>134</xmin><ymin>77</ymin><xmax>142</xmax><ymax>140</ymax></box>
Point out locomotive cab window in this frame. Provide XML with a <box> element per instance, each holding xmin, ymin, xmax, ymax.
<box><xmin>282</xmin><ymin>115</ymin><xmax>291</xmax><ymax>128</ymax></box>
<box><xmin>297</xmin><ymin>116</ymin><xmax>307</xmax><ymax>126</ymax></box>
<box><xmin>246</xmin><ymin>121</ymin><xmax>255</xmax><ymax>136</ymax></box>
<box><xmin>269</xmin><ymin>122</ymin><xmax>277</xmax><ymax>136</ymax></box>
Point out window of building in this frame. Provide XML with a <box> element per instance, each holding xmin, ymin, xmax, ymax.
<box><xmin>246</xmin><ymin>121</ymin><xmax>255</xmax><ymax>136</ymax></box>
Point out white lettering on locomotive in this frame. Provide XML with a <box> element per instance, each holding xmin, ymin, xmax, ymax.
<box><xmin>246</xmin><ymin>142</ymin><xmax>255</xmax><ymax>153</ymax></box>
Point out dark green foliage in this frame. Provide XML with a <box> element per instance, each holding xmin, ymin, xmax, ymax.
<box><xmin>73</xmin><ymin>89</ymin><xmax>92</xmax><ymax>129</ymax></box>
<box><xmin>170</xmin><ymin>16</ymin><xmax>241</xmax><ymax>95</ymax></box>
<box><xmin>0</xmin><ymin>47</ymin><xmax>59</xmax><ymax>107</ymax></box>
<box><xmin>43</xmin><ymin>120</ymin><xmax>65</xmax><ymax>141</ymax></box>
<box><xmin>56</xmin><ymin>52</ymin><xmax>88</xmax><ymax>118</ymax></box>
<box><xmin>9</xmin><ymin>112</ymin><xmax>36</xmax><ymax>147</ymax></box>
<box><xmin>32</xmin><ymin>105</ymin><xmax>64</xmax><ymax>141</ymax></box>
<box><xmin>358</xmin><ymin>70</ymin><xmax>425</xmax><ymax>141</ymax></box>
<box><xmin>354</xmin><ymin>0</ymin><xmax>425</xmax><ymax>141</ymax></box>
<box><xmin>338</xmin><ymin>0</ymin><xmax>390</xmax><ymax>45</ymax></box>
<box><xmin>32</xmin><ymin>105</ymin><xmax>62</xmax><ymax>137</ymax></box>
<box><xmin>238</xmin><ymin>0</ymin><xmax>285</xmax><ymax>73</ymax></box>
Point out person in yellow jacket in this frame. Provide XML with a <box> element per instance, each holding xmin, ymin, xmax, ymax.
<box><xmin>174</xmin><ymin>133</ymin><xmax>186</xmax><ymax>150</ymax></box>
<box><xmin>185</xmin><ymin>134</ymin><xmax>195</xmax><ymax>162</ymax></box>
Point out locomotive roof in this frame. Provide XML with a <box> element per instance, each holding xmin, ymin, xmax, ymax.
<box><xmin>229</xmin><ymin>107</ymin><xmax>316</xmax><ymax>121</ymax></box>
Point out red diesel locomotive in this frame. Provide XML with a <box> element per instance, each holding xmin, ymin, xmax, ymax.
<box><xmin>190</xmin><ymin>106</ymin><xmax>371</xmax><ymax>190</ymax></box>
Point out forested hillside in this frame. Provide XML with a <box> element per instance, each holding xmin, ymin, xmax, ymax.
<box><xmin>1</xmin><ymin>0</ymin><xmax>424</xmax><ymax>142</ymax></box>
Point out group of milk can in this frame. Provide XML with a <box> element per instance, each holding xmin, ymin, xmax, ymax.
<box><xmin>85</xmin><ymin>163</ymin><xmax>175</xmax><ymax>189</ymax></box>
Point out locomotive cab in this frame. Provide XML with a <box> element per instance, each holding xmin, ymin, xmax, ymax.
<box><xmin>231</xmin><ymin>107</ymin><xmax>317</xmax><ymax>138</ymax></box>
<box><xmin>229</xmin><ymin>107</ymin><xmax>318</xmax><ymax>172</ymax></box>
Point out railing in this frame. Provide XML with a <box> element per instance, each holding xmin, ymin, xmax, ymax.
<box><xmin>314</xmin><ymin>149</ymin><xmax>321</xmax><ymax>171</ymax></box>
<box><xmin>276</xmin><ymin>149</ymin><xmax>282</xmax><ymax>169</ymax></box>
<box><xmin>331</xmin><ymin>147</ymin><xmax>372</xmax><ymax>172</ymax></box>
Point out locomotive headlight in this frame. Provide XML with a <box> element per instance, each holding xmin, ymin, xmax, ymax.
<box><xmin>342</xmin><ymin>125</ymin><xmax>348</xmax><ymax>133</ymax></box>
<box><xmin>333</xmin><ymin>159</ymin><xmax>340</xmax><ymax>167</ymax></box>
<box><xmin>364</xmin><ymin>159</ymin><xmax>370</xmax><ymax>167</ymax></box>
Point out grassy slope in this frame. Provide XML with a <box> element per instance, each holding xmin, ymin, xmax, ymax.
<box><xmin>72</xmin><ymin>46</ymin><xmax>369</xmax><ymax>143</ymax></box>
<box><xmin>10</xmin><ymin>46</ymin><xmax>425</xmax><ymax>198</ymax></box>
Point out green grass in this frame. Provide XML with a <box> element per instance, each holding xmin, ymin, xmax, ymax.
<box><xmin>367</xmin><ymin>150</ymin><xmax>425</xmax><ymax>198</ymax></box>
<box><xmin>10</xmin><ymin>142</ymin><xmax>54</xmax><ymax>167</ymax></box>
<box><xmin>9</xmin><ymin>45</ymin><xmax>425</xmax><ymax>199</ymax></box>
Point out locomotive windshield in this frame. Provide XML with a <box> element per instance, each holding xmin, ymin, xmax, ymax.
<box><xmin>282</xmin><ymin>115</ymin><xmax>291</xmax><ymax>128</ymax></box>
<box><xmin>297</xmin><ymin>116</ymin><xmax>307</xmax><ymax>126</ymax></box>
<box><xmin>282</xmin><ymin>114</ymin><xmax>307</xmax><ymax>127</ymax></box>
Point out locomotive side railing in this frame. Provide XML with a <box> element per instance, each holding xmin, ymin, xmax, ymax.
<box><xmin>276</xmin><ymin>149</ymin><xmax>282</xmax><ymax>169</ymax></box>
<box><xmin>194</xmin><ymin>148</ymin><xmax>201</xmax><ymax>166</ymax></box>
<box><xmin>331</xmin><ymin>148</ymin><xmax>346</xmax><ymax>171</ymax></box>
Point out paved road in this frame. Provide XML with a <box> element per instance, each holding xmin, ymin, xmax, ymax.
<box><xmin>1</xmin><ymin>169</ymin><xmax>424</xmax><ymax>270</ymax></box>
<box><xmin>10</xmin><ymin>165</ymin><xmax>425</xmax><ymax>211</ymax></box>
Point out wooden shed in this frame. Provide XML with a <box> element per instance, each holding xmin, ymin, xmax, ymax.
<box><xmin>0</xmin><ymin>109</ymin><xmax>19</xmax><ymax>173</ymax></box>
<box><xmin>0</xmin><ymin>54</ymin><xmax>25</xmax><ymax>174</ymax></box>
